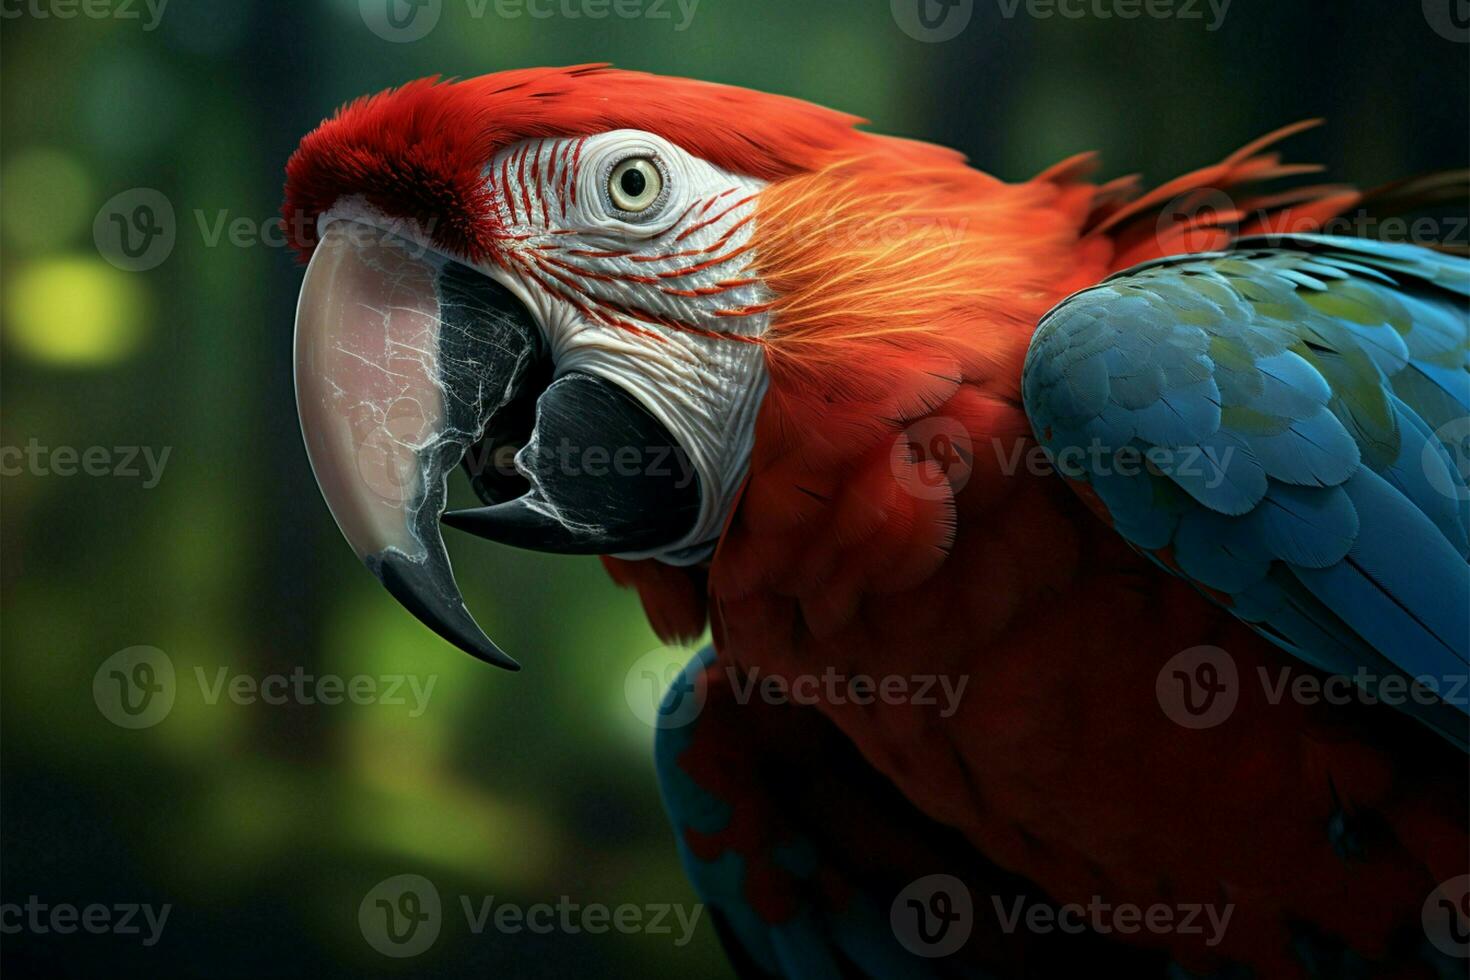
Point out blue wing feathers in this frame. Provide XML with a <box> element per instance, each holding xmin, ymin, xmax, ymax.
<box><xmin>1294</xmin><ymin>468</ymin><xmax>1468</xmax><ymax>684</ymax></box>
<box><xmin>1381</xmin><ymin>395</ymin><xmax>1470</xmax><ymax>556</ymax></box>
<box><xmin>1170</xmin><ymin>428</ymin><xmax>1264</xmax><ymax>516</ymax></box>
<box><xmin>1025</xmin><ymin>235</ymin><xmax>1470</xmax><ymax>747</ymax></box>
<box><xmin>1245</xmin><ymin>407</ymin><xmax>1359</xmax><ymax>487</ymax></box>
<box><xmin>1247</xmin><ymin>484</ymin><xmax>1359</xmax><ymax>569</ymax></box>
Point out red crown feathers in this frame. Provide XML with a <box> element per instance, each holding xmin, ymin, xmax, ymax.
<box><xmin>280</xmin><ymin>64</ymin><xmax>942</xmax><ymax>262</ymax></box>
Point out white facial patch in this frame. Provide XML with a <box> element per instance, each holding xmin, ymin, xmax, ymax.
<box><xmin>468</xmin><ymin>130</ymin><xmax>773</xmax><ymax>564</ymax></box>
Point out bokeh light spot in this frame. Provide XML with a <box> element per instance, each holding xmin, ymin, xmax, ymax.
<box><xmin>4</xmin><ymin>256</ymin><xmax>149</xmax><ymax>366</ymax></box>
<box><xmin>1</xmin><ymin>148</ymin><xmax>94</xmax><ymax>252</ymax></box>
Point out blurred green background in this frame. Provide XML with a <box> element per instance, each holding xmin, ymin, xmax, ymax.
<box><xmin>1</xmin><ymin>1</ymin><xmax>1465</xmax><ymax>976</ymax></box>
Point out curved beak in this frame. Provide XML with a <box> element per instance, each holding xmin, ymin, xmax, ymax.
<box><xmin>293</xmin><ymin>220</ymin><xmax>700</xmax><ymax>668</ymax></box>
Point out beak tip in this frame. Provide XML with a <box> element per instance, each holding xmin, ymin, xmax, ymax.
<box><xmin>480</xmin><ymin>651</ymin><xmax>522</xmax><ymax>672</ymax></box>
<box><xmin>366</xmin><ymin>549</ymin><xmax>521</xmax><ymax>672</ymax></box>
<box><xmin>439</xmin><ymin>508</ymin><xmax>479</xmax><ymax>532</ymax></box>
<box><xmin>462</xmin><ymin>638</ymin><xmax>522</xmax><ymax>672</ymax></box>
<box><xmin>441</xmin><ymin>501</ymin><xmax>571</xmax><ymax>552</ymax></box>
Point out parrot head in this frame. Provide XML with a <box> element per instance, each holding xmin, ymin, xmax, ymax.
<box><xmin>284</xmin><ymin>65</ymin><xmax>1079</xmax><ymax>667</ymax></box>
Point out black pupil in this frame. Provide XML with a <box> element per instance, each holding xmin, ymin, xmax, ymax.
<box><xmin>619</xmin><ymin>166</ymin><xmax>647</xmax><ymax>199</ymax></box>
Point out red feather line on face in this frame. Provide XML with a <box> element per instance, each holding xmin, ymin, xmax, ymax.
<box><xmin>485</xmin><ymin>142</ymin><xmax>771</xmax><ymax>346</ymax></box>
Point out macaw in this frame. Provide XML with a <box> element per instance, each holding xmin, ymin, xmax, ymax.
<box><xmin>283</xmin><ymin>66</ymin><xmax>1470</xmax><ymax>978</ymax></box>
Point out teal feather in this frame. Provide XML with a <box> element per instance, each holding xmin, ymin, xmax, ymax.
<box><xmin>1293</xmin><ymin>467</ymin><xmax>1469</xmax><ymax>685</ymax></box>
<box><xmin>1023</xmin><ymin>235</ymin><xmax>1470</xmax><ymax>747</ymax></box>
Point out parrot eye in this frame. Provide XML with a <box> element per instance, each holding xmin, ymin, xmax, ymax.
<box><xmin>605</xmin><ymin>155</ymin><xmax>666</xmax><ymax>217</ymax></box>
